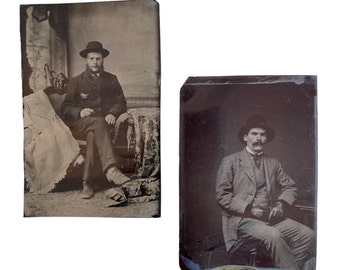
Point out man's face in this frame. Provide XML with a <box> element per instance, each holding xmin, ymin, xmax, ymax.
<box><xmin>243</xmin><ymin>127</ymin><xmax>267</xmax><ymax>153</ymax></box>
<box><xmin>86</xmin><ymin>52</ymin><xmax>104</xmax><ymax>72</ymax></box>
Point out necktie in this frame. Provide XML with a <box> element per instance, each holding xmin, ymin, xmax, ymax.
<box><xmin>91</xmin><ymin>72</ymin><xmax>100</xmax><ymax>78</ymax></box>
<box><xmin>252</xmin><ymin>154</ymin><xmax>262</xmax><ymax>169</ymax></box>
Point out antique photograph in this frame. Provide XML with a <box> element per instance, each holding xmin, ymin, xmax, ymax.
<box><xmin>180</xmin><ymin>76</ymin><xmax>317</xmax><ymax>269</ymax></box>
<box><xmin>21</xmin><ymin>0</ymin><xmax>160</xmax><ymax>217</ymax></box>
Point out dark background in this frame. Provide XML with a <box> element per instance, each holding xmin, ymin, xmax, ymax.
<box><xmin>179</xmin><ymin>76</ymin><xmax>317</xmax><ymax>268</ymax></box>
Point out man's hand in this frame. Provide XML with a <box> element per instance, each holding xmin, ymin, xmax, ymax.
<box><xmin>80</xmin><ymin>108</ymin><xmax>94</xmax><ymax>118</ymax></box>
<box><xmin>269</xmin><ymin>201</ymin><xmax>284</xmax><ymax>222</ymax></box>
<box><xmin>105</xmin><ymin>114</ymin><xmax>116</xmax><ymax>125</ymax></box>
<box><xmin>250</xmin><ymin>207</ymin><xmax>266</xmax><ymax>220</ymax></box>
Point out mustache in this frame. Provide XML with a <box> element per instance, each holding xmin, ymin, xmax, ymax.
<box><xmin>86</xmin><ymin>64</ymin><xmax>104</xmax><ymax>69</ymax></box>
<box><xmin>252</xmin><ymin>142</ymin><xmax>263</xmax><ymax>146</ymax></box>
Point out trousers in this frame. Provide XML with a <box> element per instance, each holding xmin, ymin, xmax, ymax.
<box><xmin>68</xmin><ymin>116</ymin><xmax>117</xmax><ymax>181</ymax></box>
<box><xmin>237</xmin><ymin>217</ymin><xmax>316</xmax><ymax>270</ymax></box>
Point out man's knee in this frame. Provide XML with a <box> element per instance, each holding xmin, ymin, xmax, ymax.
<box><xmin>307</xmin><ymin>228</ymin><xmax>315</xmax><ymax>241</ymax></box>
<box><xmin>304</xmin><ymin>227</ymin><xmax>316</xmax><ymax>249</ymax></box>
<box><xmin>88</xmin><ymin>117</ymin><xmax>112</xmax><ymax>136</ymax></box>
<box><xmin>91</xmin><ymin>117</ymin><xmax>107</xmax><ymax>129</ymax></box>
<box><xmin>290</xmin><ymin>220</ymin><xmax>316</xmax><ymax>249</ymax></box>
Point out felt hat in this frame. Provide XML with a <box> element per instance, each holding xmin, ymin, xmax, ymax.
<box><xmin>237</xmin><ymin>114</ymin><xmax>275</xmax><ymax>144</ymax></box>
<box><xmin>79</xmin><ymin>41</ymin><xmax>110</xmax><ymax>58</ymax></box>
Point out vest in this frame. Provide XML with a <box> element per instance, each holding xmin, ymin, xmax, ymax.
<box><xmin>251</xmin><ymin>157</ymin><xmax>270</xmax><ymax>211</ymax></box>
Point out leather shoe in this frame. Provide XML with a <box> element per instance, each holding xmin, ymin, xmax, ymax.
<box><xmin>106</xmin><ymin>167</ymin><xmax>130</xmax><ymax>186</ymax></box>
<box><xmin>81</xmin><ymin>181</ymin><xmax>95</xmax><ymax>199</ymax></box>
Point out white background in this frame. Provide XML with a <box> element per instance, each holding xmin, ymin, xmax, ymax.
<box><xmin>1</xmin><ymin>0</ymin><xmax>339</xmax><ymax>269</ymax></box>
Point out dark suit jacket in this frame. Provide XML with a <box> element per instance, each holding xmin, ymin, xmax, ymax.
<box><xmin>216</xmin><ymin>149</ymin><xmax>297</xmax><ymax>251</ymax></box>
<box><xmin>61</xmin><ymin>70</ymin><xmax>127</xmax><ymax>122</ymax></box>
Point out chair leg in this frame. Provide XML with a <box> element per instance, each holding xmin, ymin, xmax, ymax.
<box><xmin>249</xmin><ymin>248</ymin><xmax>257</xmax><ymax>266</ymax></box>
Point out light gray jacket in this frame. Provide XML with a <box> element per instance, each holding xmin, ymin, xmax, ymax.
<box><xmin>216</xmin><ymin>149</ymin><xmax>297</xmax><ymax>251</ymax></box>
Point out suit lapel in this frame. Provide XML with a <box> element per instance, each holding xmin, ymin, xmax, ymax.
<box><xmin>239</xmin><ymin>149</ymin><xmax>256</xmax><ymax>186</ymax></box>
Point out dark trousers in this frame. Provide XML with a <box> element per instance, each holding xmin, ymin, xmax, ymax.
<box><xmin>68</xmin><ymin>117</ymin><xmax>117</xmax><ymax>181</ymax></box>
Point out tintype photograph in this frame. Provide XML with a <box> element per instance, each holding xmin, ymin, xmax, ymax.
<box><xmin>21</xmin><ymin>0</ymin><xmax>160</xmax><ymax>217</ymax></box>
<box><xmin>180</xmin><ymin>76</ymin><xmax>317</xmax><ymax>270</ymax></box>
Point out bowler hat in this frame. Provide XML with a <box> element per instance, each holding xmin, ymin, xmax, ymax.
<box><xmin>237</xmin><ymin>114</ymin><xmax>275</xmax><ymax>144</ymax></box>
<box><xmin>79</xmin><ymin>41</ymin><xmax>110</xmax><ymax>58</ymax></box>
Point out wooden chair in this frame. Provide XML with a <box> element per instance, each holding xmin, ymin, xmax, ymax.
<box><xmin>228</xmin><ymin>238</ymin><xmax>273</xmax><ymax>267</ymax></box>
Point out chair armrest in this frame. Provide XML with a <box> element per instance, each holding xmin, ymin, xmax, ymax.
<box><xmin>113</xmin><ymin>112</ymin><xmax>134</xmax><ymax>142</ymax></box>
<box><xmin>292</xmin><ymin>204</ymin><xmax>316</xmax><ymax>229</ymax></box>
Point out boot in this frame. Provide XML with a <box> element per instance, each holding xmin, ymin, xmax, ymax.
<box><xmin>106</xmin><ymin>166</ymin><xmax>131</xmax><ymax>186</ymax></box>
<box><xmin>81</xmin><ymin>180</ymin><xmax>95</xmax><ymax>199</ymax></box>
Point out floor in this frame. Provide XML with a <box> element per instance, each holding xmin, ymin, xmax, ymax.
<box><xmin>180</xmin><ymin>235</ymin><xmax>274</xmax><ymax>270</ymax></box>
<box><xmin>24</xmin><ymin>178</ymin><xmax>160</xmax><ymax>218</ymax></box>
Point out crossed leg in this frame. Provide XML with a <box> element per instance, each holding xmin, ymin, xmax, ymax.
<box><xmin>237</xmin><ymin>217</ymin><xmax>315</xmax><ymax>270</ymax></box>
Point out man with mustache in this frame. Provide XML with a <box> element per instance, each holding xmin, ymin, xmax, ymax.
<box><xmin>216</xmin><ymin>115</ymin><xmax>316</xmax><ymax>270</ymax></box>
<box><xmin>62</xmin><ymin>41</ymin><xmax>131</xmax><ymax>199</ymax></box>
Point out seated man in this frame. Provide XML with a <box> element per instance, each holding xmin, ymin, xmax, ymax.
<box><xmin>216</xmin><ymin>114</ymin><xmax>316</xmax><ymax>270</ymax></box>
<box><xmin>62</xmin><ymin>41</ymin><xmax>130</xmax><ymax>199</ymax></box>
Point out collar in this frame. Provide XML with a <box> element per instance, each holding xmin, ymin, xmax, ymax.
<box><xmin>84</xmin><ymin>67</ymin><xmax>104</xmax><ymax>79</ymax></box>
<box><xmin>245</xmin><ymin>146</ymin><xmax>263</xmax><ymax>157</ymax></box>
